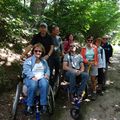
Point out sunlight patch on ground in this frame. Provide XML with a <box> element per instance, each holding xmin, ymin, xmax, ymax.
<box><xmin>106</xmin><ymin>80</ymin><xmax>114</xmax><ymax>85</ymax></box>
<box><xmin>0</xmin><ymin>48</ymin><xmax>20</xmax><ymax>66</ymax></box>
<box><xmin>90</xmin><ymin>118</ymin><xmax>98</xmax><ymax>120</ymax></box>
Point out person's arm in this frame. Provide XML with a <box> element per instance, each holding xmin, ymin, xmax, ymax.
<box><xmin>22</xmin><ymin>58</ymin><xmax>35</xmax><ymax>79</ymax></box>
<box><xmin>44</xmin><ymin>45</ymin><xmax>54</xmax><ymax>60</ymax></box>
<box><xmin>80</xmin><ymin>63</ymin><xmax>84</xmax><ymax>72</ymax></box>
<box><xmin>80</xmin><ymin>48</ymin><xmax>88</xmax><ymax>64</ymax></box>
<box><xmin>102</xmin><ymin>49</ymin><xmax>106</xmax><ymax>68</ymax></box>
<box><xmin>93</xmin><ymin>47</ymin><xmax>98</xmax><ymax>65</ymax></box>
<box><xmin>44</xmin><ymin>60</ymin><xmax>50</xmax><ymax>79</ymax></box>
<box><xmin>20</xmin><ymin>45</ymin><xmax>33</xmax><ymax>59</ymax></box>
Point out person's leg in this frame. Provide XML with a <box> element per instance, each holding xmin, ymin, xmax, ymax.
<box><xmin>26</xmin><ymin>79</ymin><xmax>38</xmax><ymax>107</ymax></box>
<box><xmin>54</xmin><ymin>56</ymin><xmax>60</xmax><ymax>79</ymax></box>
<box><xmin>103</xmin><ymin>62</ymin><xmax>108</xmax><ymax>90</ymax></box>
<box><xmin>97</xmin><ymin>68</ymin><xmax>104</xmax><ymax>92</ymax></box>
<box><xmin>90</xmin><ymin>65</ymin><xmax>98</xmax><ymax>100</ymax></box>
<box><xmin>90</xmin><ymin>65</ymin><xmax>98</xmax><ymax>92</ymax></box>
<box><xmin>77</xmin><ymin>72</ymin><xmax>89</xmax><ymax>96</ymax></box>
<box><xmin>65</xmin><ymin>71</ymin><xmax>76</xmax><ymax>100</ymax></box>
<box><xmin>39</xmin><ymin>78</ymin><xmax>49</xmax><ymax>105</ymax></box>
<box><xmin>48</xmin><ymin>56</ymin><xmax>54</xmax><ymax>87</ymax></box>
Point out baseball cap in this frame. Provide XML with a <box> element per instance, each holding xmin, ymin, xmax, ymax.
<box><xmin>40</xmin><ymin>22</ymin><xmax>48</xmax><ymax>28</ymax></box>
<box><xmin>102</xmin><ymin>35</ymin><xmax>109</xmax><ymax>39</ymax></box>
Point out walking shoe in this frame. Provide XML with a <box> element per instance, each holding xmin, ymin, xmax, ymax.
<box><xmin>91</xmin><ymin>93</ymin><xmax>97</xmax><ymax>101</ymax></box>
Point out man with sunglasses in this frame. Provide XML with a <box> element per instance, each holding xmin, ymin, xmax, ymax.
<box><xmin>63</xmin><ymin>42</ymin><xmax>89</xmax><ymax>102</ymax></box>
<box><xmin>101</xmin><ymin>35</ymin><xmax>113</xmax><ymax>90</ymax></box>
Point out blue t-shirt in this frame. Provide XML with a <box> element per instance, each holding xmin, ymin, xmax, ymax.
<box><xmin>63</xmin><ymin>53</ymin><xmax>83</xmax><ymax>70</ymax></box>
<box><xmin>85</xmin><ymin>47</ymin><xmax>94</xmax><ymax>61</ymax></box>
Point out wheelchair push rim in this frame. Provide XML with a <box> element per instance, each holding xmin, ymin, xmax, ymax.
<box><xmin>11</xmin><ymin>82</ymin><xmax>22</xmax><ymax>119</ymax></box>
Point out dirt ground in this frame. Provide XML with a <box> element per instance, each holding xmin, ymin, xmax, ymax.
<box><xmin>0</xmin><ymin>49</ymin><xmax>120</xmax><ymax>120</ymax></box>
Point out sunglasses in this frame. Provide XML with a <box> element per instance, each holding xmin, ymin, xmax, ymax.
<box><xmin>87</xmin><ymin>40</ymin><xmax>93</xmax><ymax>42</ymax></box>
<box><xmin>34</xmin><ymin>50</ymin><xmax>42</xmax><ymax>53</ymax></box>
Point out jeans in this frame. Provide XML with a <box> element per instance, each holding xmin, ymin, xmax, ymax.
<box><xmin>25</xmin><ymin>78</ymin><xmax>49</xmax><ymax>106</ymax></box>
<box><xmin>65</xmin><ymin>71</ymin><xmax>89</xmax><ymax>96</ymax></box>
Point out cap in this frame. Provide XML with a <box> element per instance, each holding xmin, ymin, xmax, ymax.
<box><xmin>102</xmin><ymin>35</ymin><xmax>109</xmax><ymax>39</ymax></box>
<box><xmin>40</xmin><ymin>22</ymin><xmax>48</xmax><ymax>28</ymax></box>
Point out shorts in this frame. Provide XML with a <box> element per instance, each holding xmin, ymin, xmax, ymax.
<box><xmin>84</xmin><ymin>64</ymin><xmax>98</xmax><ymax>76</ymax></box>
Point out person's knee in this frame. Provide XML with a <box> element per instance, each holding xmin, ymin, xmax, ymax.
<box><xmin>81</xmin><ymin>72</ymin><xmax>89</xmax><ymax>80</ymax></box>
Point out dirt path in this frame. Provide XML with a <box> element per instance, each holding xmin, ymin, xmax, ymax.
<box><xmin>0</xmin><ymin>50</ymin><xmax>120</xmax><ymax>120</ymax></box>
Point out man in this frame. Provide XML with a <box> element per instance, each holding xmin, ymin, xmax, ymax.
<box><xmin>101</xmin><ymin>35</ymin><xmax>113</xmax><ymax>65</ymax></box>
<box><xmin>50</xmin><ymin>25</ymin><xmax>64</xmax><ymax>85</ymax></box>
<box><xmin>20</xmin><ymin>23</ymin><xmax>54</xmax><ymax>61</ymax></box>
<box><xmin>63</xmin><ymin>42</ymin><xmax>89</xmax><ymax>102</ymax></box>
<box><xmin>101</xmin><ymin>35</ymin><xmax>113</xmax><ymax>88</ymax></box>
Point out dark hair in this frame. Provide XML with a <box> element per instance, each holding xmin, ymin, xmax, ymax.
<box><xmin>85</xmin><ymin>35</ymin><xmax>94</xmax><ymax>42</ymax></box>
<box><xmin>50</xmin><ymin>25</ymin><xmax>59</xmax><ymax>33</ymax></box>
<box><xmin>86</xmin><ymin>35</ymin><xmax>94</xmax><ymax>40</ymax></box>
<box><xmin>65</xmin><ymin>33</ymin><xmax>74</xmax><ymax>41</ymax></box>
<box><xmin>94</xmin><ymin>38</ymin><xmax>102</xmax><ymax>44</ymax></box>
<box><xmin>32</xmin><ymin>43</ymin><xmax>45</xmax><ymax>57</ymax></box>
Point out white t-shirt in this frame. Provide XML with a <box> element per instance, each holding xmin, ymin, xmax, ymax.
<box><xmin>32</xmin><ymin>62</ymin><xmax>45</xmax><ymax>80</ymax></box>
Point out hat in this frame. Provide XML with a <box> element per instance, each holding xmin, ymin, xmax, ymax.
<box><xmin>102</xmin><ymin>35</ymin><xmax>109</xmax><ymax>39</ymax></box>
<box><xmin>40</xmin><ymin>22</ymin><xmax>48</xmax><ymax>28</ymax></box>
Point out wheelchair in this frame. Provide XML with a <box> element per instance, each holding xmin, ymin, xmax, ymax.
<box><xmin>60</xmin><ymin>74</ymin><xmax>88</xmax><ymax>120</ymax></box>
<box><xmin>11</xmin><ymin>77</ymin><xmax>55</xmax><ymax>120</ymax></box>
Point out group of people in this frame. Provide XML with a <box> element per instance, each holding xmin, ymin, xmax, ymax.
<box><xmin>20</xmin><ymin>22</ymin><xmax>113</xmax><ymax>115</ymax></box>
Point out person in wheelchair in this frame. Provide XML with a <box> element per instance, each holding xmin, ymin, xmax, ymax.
<box><xmin>22</xmin><ymin>43</ymin><xmax>50</xmax><ymax>114</ymax></box>
<box><xmin>63</xmin><ymin>42</ymin><xmax>89</xmax><ymax>102</ymax></box>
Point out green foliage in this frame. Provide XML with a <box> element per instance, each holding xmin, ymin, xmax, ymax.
<box><xmin>0</xmin><ymin>0</ymin><xmax>120</xmax><ymax>47</ymax></box>
<box><xmin>45</xmin><ymin>0</ymin><xmax>120</xmax><ymax>40</ymax></box>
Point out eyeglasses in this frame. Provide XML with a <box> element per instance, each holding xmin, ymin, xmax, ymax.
<box><xmin>34</xmin><ymin>50</ymin><xmax>42</xmax><ymax>53</ymax></box>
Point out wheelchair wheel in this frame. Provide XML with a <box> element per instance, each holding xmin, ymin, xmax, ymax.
<box><xmin>70</xmin><ymin>106</ymin><xmax>80</xmax><ymax>120</ymax></box>
<box><xmin>11</xmin><ymin>82</ymin><xmax>22</xmax><ymax>120</ymax></box>
<box><xmin>47</xmin><ymin>85</ymin><xmax>55</xmax><ymax>115</ymax></box>
<box><xmin>53</xmin><ymin>75</ymin><xmax>60</xmax><ymax>96</ymax></box>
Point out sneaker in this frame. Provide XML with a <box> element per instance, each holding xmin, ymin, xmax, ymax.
<box><xmin>91</xmin><ymin>93</ymin><xmax>97</xmax><ymax>101</ymax></box>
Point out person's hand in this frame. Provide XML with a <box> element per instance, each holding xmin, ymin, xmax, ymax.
<box><xmin>20</xmin><ymin>54</ymin><xmax>27</xmax><ymax>62</ymax></box>
<box><xmin>32</xmin><ymin>76</ymin><xmax>38</xmax><ymax>81</ymax></box>
<box><xmin>103</xmin><ymin>68</ymin><xmax>106</xmax><ymax>73</ymax></box>
<box><xmin>44</xmin><ymin>55</ymin><xmax>49</xmax><ymax>60</ymax></box>
<box><xmin>88</xmin><ymin>61</ymin><xmax>94</xmax><ymax>65</ymax></box>
<box><xmin>44</xmin><ymin>75</ymin><xmax>49</xmax><ymax>80</ymax></box>
<box><xmin>75</xmin><ymin>70</ymin><xmax>81</xmax><ymax>76</ymax></box>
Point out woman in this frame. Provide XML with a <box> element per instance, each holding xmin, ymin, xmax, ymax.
<box><xmin>94</xmin><ymin>38</ymin><xmax>106</xmax><ymax>95</ymax></box>
<box><xmin>63</xmin><ymin>33</ymin><xmax>74</xmax><ymax>53</ymax></box>
<box><xmin>23</xmin><ymin>43</ymin><xmax>50</xmax><ymax>114</ymax></box>
<box><xmin>81</xmin><ymin>36</ymin><xmax>98</xmax><ymax>100</ymax></box>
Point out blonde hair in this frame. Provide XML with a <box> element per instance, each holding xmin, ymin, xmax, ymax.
<box><xmin>32</xmin><ymin>43</ymin><xmax>45</xmax><ymax>57</ymax></box>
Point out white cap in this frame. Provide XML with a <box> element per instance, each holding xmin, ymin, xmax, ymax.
<box><xmin>40</xmin><ymin>22</ymin><xmax>48</xmax><ymax>28</ymax></box>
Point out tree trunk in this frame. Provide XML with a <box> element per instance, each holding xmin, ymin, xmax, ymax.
<box><xmin>30</xmin><ymin>0</ymin><xmax>47</xmax><ymax>15</ymax></box>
